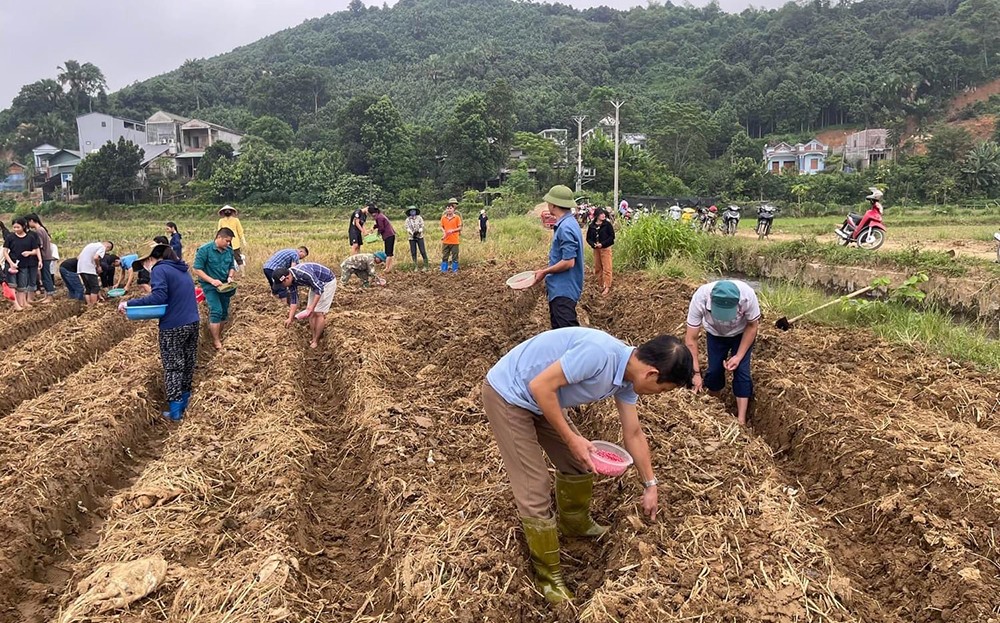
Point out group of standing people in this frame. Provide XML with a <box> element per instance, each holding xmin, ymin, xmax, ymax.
<box><xmin>347</xmin><ymin>198</ymin><xmax>490</xmax><ymax>274</ymax></box>
<box><xmin>1</xmin><ymin>213</ymin><xmax>58</xmax><ymax>310</ymax></box>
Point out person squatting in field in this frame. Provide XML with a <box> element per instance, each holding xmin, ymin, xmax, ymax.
<box><xmin>193</xmin><ymin>228</ymin><xmax>237</xmax><ymax>350</ymax></box>
<box><xmin>340</xmin><ymin>251</ymin><xmax>386</xmax><ymax>288</ymax></box>
<box><xmin>271</xmin><ymin>262</ymin><xmax>337</xmax><ymax>349</ymax></box>
<box><xmin>483</xmin><ymin>327</ymin><xmax>694</xmax><ymax>604</ymax></box>
<box><xmin>119</xmin><ymin>243</ymin><xmax>200</xmax><ymax>422</ymax></box>
<box><xmin>684</xmin><ymin>279</ymin><xmax>760</xmax><ymax>426</ymax></box>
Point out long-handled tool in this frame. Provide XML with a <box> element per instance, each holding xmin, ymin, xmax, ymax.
<box><xmin>775</xmin><ymin>285</ymin><xmax>874</xmax><ymax>331</ymax></box>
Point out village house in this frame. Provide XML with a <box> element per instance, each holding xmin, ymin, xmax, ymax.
<box><xmin>1</xmin><ymin>159</ymin><xmax>27</xmax><ymax>192</ymax></box>
<box><xmin>763</xmin><ymin>139</ymin><xmax>828</xmax><ymax>175</ymax></box>
<box><xmin>843</xmin><ymin>129</ymin><xmax>893</xmax><ymax>170</ymax></box>
<box><xmin>77</xmin><ymin>112</ymin><xmax>148</xmax><ymax>156</ymax></box>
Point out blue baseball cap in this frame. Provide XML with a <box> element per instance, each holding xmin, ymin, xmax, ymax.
<box><xmin>710</xmin><ymin>281</ymin><xmax>740</xmax><ymax>322</ymax></box>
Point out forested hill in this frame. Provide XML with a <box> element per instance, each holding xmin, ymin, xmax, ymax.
<box><xmin>95</xmin><ymin>0</ymin><xmax>1000</xmax><ymax>137</ymax></box>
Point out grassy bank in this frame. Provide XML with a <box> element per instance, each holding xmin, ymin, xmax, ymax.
<box><xmin>758</xmin><ymin>282</ymin><xmax>1000</xmax><ymax>371</ymax></box>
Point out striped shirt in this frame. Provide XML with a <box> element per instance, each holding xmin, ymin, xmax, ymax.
<box><xmin>264</xmin><ymin>248</ymin><xmax>300</xmax><ymax>271</ymax></box>
<box><xmin>287</xmin><ymin>262</ymin><xmax>335</xmax><ymax>306</ymax></box>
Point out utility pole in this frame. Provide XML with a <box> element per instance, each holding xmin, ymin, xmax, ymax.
<box><xmin>611</xmin><ymin>100</ymin><xmax>625</xmax><ymax>210</ymax></box>
<box><xmin>571</xmin><ymin>115</ymin><xmax>586</xmax><ymax>193</ymax></box>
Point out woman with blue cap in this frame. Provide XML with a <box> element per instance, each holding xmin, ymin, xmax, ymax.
<box><xmin>683</xmin><ymin>279</ymin><xmax>761</xmax><ymax>425</ymax></box>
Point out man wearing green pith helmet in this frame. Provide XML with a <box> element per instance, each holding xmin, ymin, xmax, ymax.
<box><xmin>528</xmin><ymin>185</ymin><xmax>585</xmax><ymax>329</ymax></box>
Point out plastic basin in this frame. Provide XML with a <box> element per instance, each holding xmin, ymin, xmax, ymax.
<box><xmin>216</xmin><ymin>282</ymin><xmax>237</xmax><ymax>293</ymax></box>
<box><xmin>125</xmin><ymin>304</ymin><xmax>167</xmax><ymax>320</ymax></box>
<box><xmin>506</xmin><ymin>271</ymin><xmax>535</xmax><ymax>290</ymax></box>
<box><xmin>107</xmin><ymin>288</ymin><xmax>126</xmax><ymax>298</ymax></box>
<box><xmin>590</xmin><ymin>441</ymin><xmax>634</xmax><ymax>477</ymax></box>
<box><xmin>295</xmin><ymin>309</ymin><xmax>311</xmax><ymax>320</ymax></box>
<box><xmin>364</xmin><ymin>233</ymin><xmax>380</xmax><ymax>244</ymax></box>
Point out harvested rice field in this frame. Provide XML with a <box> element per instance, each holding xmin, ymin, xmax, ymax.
<box><xmin>0</xmin><ymin>256</ymin><xmax>998</xmax><ymax>623</ymax></box>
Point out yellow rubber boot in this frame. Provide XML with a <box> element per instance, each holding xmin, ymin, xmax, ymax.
<box><xmin>555</xmin><ymin>472</ymin><xmax>609</xmax><ymax>538</ymax></box>
<box><xmin>521</xmin><ymin>516</ymin><xmax>573</xmax><ymax>604</ymax></box>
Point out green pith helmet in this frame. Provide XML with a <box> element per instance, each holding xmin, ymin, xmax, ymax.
<box><xmin>543</xmin><ymin>185</ymin><xmax>576</xmax><ymax>209</ymax></box>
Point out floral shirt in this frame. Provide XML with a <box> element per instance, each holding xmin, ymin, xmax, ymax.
<box><xmin>405</xmin><ymin>216</ymin><xmax>425</xmax><ymax>240</ymax></box>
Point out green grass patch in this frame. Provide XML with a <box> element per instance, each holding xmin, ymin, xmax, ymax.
<box><xmin>758</xmin><ymin>282</ymin><xmax>1000</xmax><ymax>371</ymax></box>
<box><xmin>615</xmin><ymin>216</ymin><xmax>707</xmax><ymax>270</ymax></box>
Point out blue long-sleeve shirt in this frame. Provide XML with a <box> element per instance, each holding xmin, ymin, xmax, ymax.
<box><xmin>126</xmin><ymin>260</ymin><xmax>200</xmax><ymax>330</ymax></box>
<box><xmin>287</xmin><ymin>262</ymin><xmax>335</xmax><ymax>306</ymax></box>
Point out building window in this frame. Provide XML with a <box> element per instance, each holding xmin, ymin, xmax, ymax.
<box><xmin>192</xmin><ymin>136</ymin><xmax>200</xmax><ymax>149</ymax></box>
<box><xmin>101</xmin><ymin>122</ymin><xmax>107</xmax><ymax>127</ymax></box>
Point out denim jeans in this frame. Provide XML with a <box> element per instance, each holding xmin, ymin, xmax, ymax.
<box><xmin>704</xmin><ymin>332</ymin><xmax>754</xmax><ymax>398</ymax></box>
<box><xmin>40</xmin><ymin>261</ymin><xmax>55</xmax><ymax>294</ymax></box>
<box><xmin>60</xmin><ymin>265</ymin><xmax>84</xmax><ymax>300</ymax></box>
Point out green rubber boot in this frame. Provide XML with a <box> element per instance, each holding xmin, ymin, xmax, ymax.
<box><xmin>521</xmin><ymin>516</ymin><xmax>573</xmax><ymax>604</ymax></box>
<box><xmin>555</xmin><ymin>472</ymin><xmax>609</xmax><ymax>538</ymax></box>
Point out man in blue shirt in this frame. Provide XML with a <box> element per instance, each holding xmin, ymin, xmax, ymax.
<box><xmin>531</xmin><ymin>185</ymin><xmax>584</xmax><ymax>329</ymax></box>
<box><xmin>483</xmin><ymin>327</ymin><xmax>694</xmax><ymax>604</ymax></box>
<box><xmin>263</xmin><ymin>246</ymin><xmax>309</xmax><ymax>300</ymax></box>
<box><xmin>271</xmin><ymin>262</ymin><xmax>336</xmax><ymax>349</ymax></box>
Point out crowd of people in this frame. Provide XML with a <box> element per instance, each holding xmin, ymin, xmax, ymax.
<box><xmin>3</xmin><ymin>192</ymin><xmax>760</xmax><ymax>607</ymax></box>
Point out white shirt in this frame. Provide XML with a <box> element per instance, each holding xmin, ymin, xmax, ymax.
<box><xmin>686</xmin><ymin>280</ymin><xmax>761</xmax><ymax>337</ymax></box>
<box><xmin>77</xmin><ymin>242</ymin><xmax>106</xmax><ymax>275</ymax></box>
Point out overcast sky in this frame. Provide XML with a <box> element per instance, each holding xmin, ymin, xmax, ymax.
<box><xmin>0</xmin><ymin>0</ymin><xmax>785</xmax><ymax>109</ymax></box>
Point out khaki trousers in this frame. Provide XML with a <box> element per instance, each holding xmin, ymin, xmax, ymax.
<box><xmin>483</xmin><ymin>381</ymin><xmax>587</xmax><ymax>518</ymax></box>
<box><xmin>593</xmin><ymin>247</ymin><xmax>613</xmax><ymax>290</ymax></box>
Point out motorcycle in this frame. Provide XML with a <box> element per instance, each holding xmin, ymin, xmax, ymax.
<box><xmin>698</xmin><ymin>206</ymin><xmax>718</xmax><ymax>233</ymax></box>
<box><xmin>835</xmin><ymin>205</ymin><xmax>886</xmax><ymax>250</ymax></box>
<box><xmin>667</xmin><ymin>205</ymin><xmax>682</xmax><ymax>221</ymax></box>
<box><xmin>756</xmin><ymin>205</ymin><xmax>777</xmax><ymax>240</ymax></box>
<box><xmin>721</xmin><ymin>205</ymin><xmax>741</xmax><ymax>236</ymax></box>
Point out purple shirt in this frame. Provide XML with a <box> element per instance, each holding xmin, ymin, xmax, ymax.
<box><xmin>374</xmin><ymin>213</ymin><xmax>396</xmax><ymax>239</ymax></box>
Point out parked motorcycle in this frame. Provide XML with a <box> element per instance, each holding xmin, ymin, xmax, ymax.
<box><xmin>699</xmin><ymin>205</ymin><xmax>719</xmax><ymax>233</ymax></box>
<box><xmin>721</xmin><ymin>205</ymin><xmax>741</xmax><ymax>236</ymax></box>
<box><xmin>835</xmin><ymin>188</ymin><xmax>886</xmax><ymax>250</ymax></box>
<box><xmin>756</xmin><ymin>204</ymin><xmax>777</xmax><ymax>240</ymax></box>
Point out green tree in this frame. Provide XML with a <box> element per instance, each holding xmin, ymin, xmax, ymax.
<box><xmin>179</xmin><ymin>59</ymin><xmax>207</xmax><ymax>110</ymax></box>
<box><xmin>325</xmin><ymin>173</ymin><xmax>382</xmax><ymax>207</ymax></box>
<box><xmin>57</xmin><ymin>60</ymin><xmax>107</xmax><ymax>113</ymax></box>
<box><xmin>441</xmin><ymin>94</ymin><xmax>494</xmax><ymax>188</ymax></box>
<box><xmin>511</xmin><ymin>131</ymin><xmax>559</xmax><ymax>188</ymax></box>
<box><xmin>790</xmin><ymin>182</ymin><xmax>811</xmax><ymax>207</ymax></box>
<box><xmin>196</xmin><ymin>140</ymin><xmax>235</xmax><ymax>180</ymax></box>
<box><xmin>336</xmin><ymin>94</ymin><xmax>379</xmax><ymax>175</ymax></box>
<box><xmin>361</xmin><ymin>96</ymin><xmax>416</xmax><ymax>196</ymax></box>
<box><xmin>926</xmin><ymin>125</ymin><xmax>974</xmax><ymax>166</ymax></box>
<box><xmin>961</xmin><ymin>141</ymin><xmax>1000</xmax><ymax>196</ymax></box>
<box><xmin>72</xmin><ymin>137</ymin><xmax>143</xmax><ymax>203</ymax></box>
<box><xmin>246</xmin><ymin>116</ymin><xmax>296</xmax><ymax>150</ymax></box>
<box><xmin>648</xmin><ymin>102</ymin><xmax>719</xmax><ymax>176</ymax></box>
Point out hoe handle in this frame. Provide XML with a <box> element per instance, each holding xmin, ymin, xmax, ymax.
<box><xmin>787</xmin><ymin>286</ymin><xmax>874</xmax><ymax>324</ymax></box>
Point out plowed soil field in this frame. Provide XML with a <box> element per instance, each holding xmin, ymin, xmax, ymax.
<box><xmin>1</xmin><ymin>263</ymin><xmax>997</xmax><ymax>623</ymax></box>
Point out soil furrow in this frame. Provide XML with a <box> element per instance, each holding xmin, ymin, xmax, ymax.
<box><xmin>0</xmin><ymin>299</ymin><xmax>82</xmax><ymax>346</ymax></box>
<box><xmin>47</xmin><ymin>290</ymin><xmax>327</xmax><ymax>622</ymax></box>
<box><xmin>0</xmin><ymin>324</ymin><xmax>164</xmax><ymax>620</ymax></box>
<box><xmin>753</xmin><ymin>332</ymin><xmax>1000</xmax><ymax>621</ymax></box>
<box><xmin>0</xmin><ymin>309</ymin><xmax>136</xmax><ymax>418</ymax></box>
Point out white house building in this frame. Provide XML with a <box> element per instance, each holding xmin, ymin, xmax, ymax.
<box><xmin>763</xmin><ymin>139</ymin><xmax>828</xmax><ymax>175</ymax></box>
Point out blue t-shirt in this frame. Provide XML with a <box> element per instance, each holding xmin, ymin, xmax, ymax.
<box><xmin>545</xmin><ymin>213</ymin><xmax>584</xmax><ymax>302</ymax></box>
<box><xmin>486</xmin><ymin>327</ymin><xmax>638</xmax><ymax>415</ymax></box>
<box><xmin>120</xmin><ymin>254</ymin><xmax>139</xmax><ymax>270</ymax></box>
<box><xmin>126</xmin><ymin>260</ymin><xmax>200</xmax><ymax>330</ymax></box>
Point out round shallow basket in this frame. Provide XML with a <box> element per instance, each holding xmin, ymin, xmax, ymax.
<box><xmin>125</xmin><ymin>304</ymin><xmax>167</xmax><ymax>321</ymax></box>
<box><xmin>107</xmin><ymin>288</ymin><xmax>126</xmax><ymax>298</ymax></box>
<box><xmin>505</xmin><ymin>271</ymin><xmax>535</xmax><ymax>290</ymax></box>
<box><xmin>216</xmin><ymin>282</ymin><xmax>238</xmax><ymax>293</ymax></box>
<box><xmin>364</xmin><ymin>233</ymin><xmax>380</xmax><ymax>244</ymax></box>
<box><xmin>590</xmin><ymin>440</ymin><xmax>634</xmax><ymax>477</ymax></box>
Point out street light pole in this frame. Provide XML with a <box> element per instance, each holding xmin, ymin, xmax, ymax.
<box><xmin>611</xmin><ymin>100</ymin><xmax>625</xmax><ymax>210</ymax></box>
<box><xmin>571</xmin><ymin>115</ymin><xmax>586</xmax><ymax>193</ymax></box>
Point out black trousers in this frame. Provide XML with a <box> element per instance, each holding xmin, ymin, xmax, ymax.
<box><xmin>548</xmin><ymin>296</ymin><xmax>580</xmax><ymax>330</ymax></box>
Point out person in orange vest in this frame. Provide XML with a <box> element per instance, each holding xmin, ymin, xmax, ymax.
<box><xmin>440</xmin><ymin>198</ymin><xmax>462</xmax><ymax>273</ymax></box>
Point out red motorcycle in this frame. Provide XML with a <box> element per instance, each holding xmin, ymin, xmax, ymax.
<box><xmin>835</xmin><ymin>189</ymin><xmax>886</xmax><ymax>250</ymax></box>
